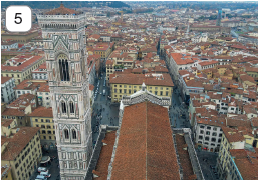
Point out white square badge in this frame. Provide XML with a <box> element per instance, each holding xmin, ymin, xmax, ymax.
<box><xmin>6</xmin><ymin>5</ymin><xmax>32</xmax><ymax>32</ymax></box>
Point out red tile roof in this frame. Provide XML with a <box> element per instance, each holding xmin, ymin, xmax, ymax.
<box><xmin>93</xmin><ymin>131</ymin><xmax>116</xmax><ymax>180</ymax></box>
<box><xmin>45</xmin><ymin>4</ymin><xmax>80</xmax><ymax>15</ymax></box>
<box><xmin>2</xmin><ymin>108</ymin><xmax>25</xmax><ymax>117</ymax></box>
<box><xmin>1</xmin><ymin>127</ymin><xmax>40</xmax><ymax>160</ymax></box>
<box><xmin>1</xmin><ymin>76</ymin><xmax>13</xmax><ymax>84</ymax></box>
<box><xmin>28</xmin><ymin>106</ymin><xmax>53</xmax><ymax>118</ymax></box>
<box><xmin>2</xmin><ymin>56</ymin><xmax>43</xmax><ymax>72</ymax></box>
<box><xmin>111</xmin><ymin>101</ymin><xmax>180</xmax><ymax>180</ymax></box>
<box><xmin>175</xmin><ymin>134</ymin><xmax>196</xmax><ymax>180</ymax></box>
<box><xmin>109</xmin><ymin>73</ymin><xmax>174</xmax><ymax>87</ymax></box>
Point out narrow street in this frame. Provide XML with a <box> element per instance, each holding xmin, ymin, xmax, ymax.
<box><xmin>91</xmin><ymin>73</ymin><xmax>120</xmax><ymax>146</ymax></box>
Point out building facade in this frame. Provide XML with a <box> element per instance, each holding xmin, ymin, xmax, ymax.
<box><xmin>1</xmin><ymin>127</ymin><xmax>42</xmax><ymax>180</ymax></box>
<box><xmin>29</xmin><ymin>107</ymin><xmax>56</xmax><ymax>149</ymax></box>
<box><xmin>1</xmin><ymin>77</ymin><xmax>16</xmax><ymax>104</ymax></box>
<box><xmin>37</xmin><ymin>4</ymin><xmax>92</xmax><ymax>180</ymax></box>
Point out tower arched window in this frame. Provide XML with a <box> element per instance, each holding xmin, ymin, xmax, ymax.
<box><xmin>61</xmin><ymin>101</ymin><xmax>66</xmax><ymax>113</ymax></box>
<box><xmin>72</xmin><ymin>129</ymin><xmax>76</xmax><ymax>139</ymax></box>
<box><xmin>69</xmin><ymin>101</ymin><xmax>74</xmax><ymax>113</ymax></box>
<box><xmin>58</xmin><ymin>54</ymin><xmax>70</xmax><ymax>81</ymax></box>
<box><xmin>64</xmin><ymin>129</ymin><xmax>69</xmax><ymax>139</ymax></box>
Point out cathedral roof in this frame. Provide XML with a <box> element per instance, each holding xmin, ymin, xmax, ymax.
<box><xmin>45</xmin><ymin>3</ymin><xmax>81</xmax><ymax>15</ymax></box>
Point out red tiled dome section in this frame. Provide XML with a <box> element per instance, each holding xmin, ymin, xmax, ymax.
<box><xmin>45</xmin><ymin>3</ymin><xmax>81</xmax><ymax>15</ymax></box>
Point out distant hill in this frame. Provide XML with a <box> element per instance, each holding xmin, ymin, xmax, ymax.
<box><xmin>1</xmin><ymin>1</ymin><xmax>130</xmax><ymax>9</ymax></box>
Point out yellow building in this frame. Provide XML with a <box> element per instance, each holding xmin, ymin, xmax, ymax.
<box><xmin>217</xmin><ymin>127</ymin><xmax>245</xmax><ymax>180</ymax></box>
<box><xmin>1</xmin><ymin>55</ymin><xmax>45</xmax><ymax>85</ymax></box>
<box><xmin>29</xmin><ymin>106</ymin><xmax>56</xmax><ymax>149</ymax></box>
<box><xmin>1</xmin><ymin>166</ymin><xmax>13</xmax><ymax>180</ymax></box>
<box><xmin>1</xmin><ymin>30</ymin><xmax>38</xmax><ymax>43</ymax></box>
<box><xmin>109</xmin><ymin>73</ymin><xmax>174</xmax><ymax>103</ymax></box>
<box><xmin>93</xmin><ymin>42</ymin><xmax>114</xmax><ymax>60</ymax></box>
<box><xmin>245</xmin><ymin>67</ymin><xmax>258</xmax><ymax>85</ymax></box>
<box><xmin>1</xmin><ymin>119</ymin><xmax>17</xmax><ymax>137</ymax></box>
<box><xmin>1</xmin><ymin>127</ymin><xmax>42</xmax><ymax>180</ymax></box>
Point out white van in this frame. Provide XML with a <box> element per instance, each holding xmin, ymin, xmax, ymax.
<box><xmin>36</xmin><ymin>175</ymin><xmax>47</xmax><ymax>180</ymax></box>
<box><xmin>37</xmin><ymin>167</ymin><xmax>47</xmax><ymax>173</ymax></box>
<box><xmin>40</xmin><ymin>171</ymin><xmax>51</xmax><ymax>178</ymax></box>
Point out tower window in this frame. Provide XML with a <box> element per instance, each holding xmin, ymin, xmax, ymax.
<box><xmin>64</xmin><ymin>129</ymin><xmax>69</xmax><ymax>139</ymax></box>
<box><xmin>58</xmin><ymin>54</ymin><xmax>70</xmax><ymax>81</ymax></box>
<box><xmin>72</xmin><ymin>129</ymin><xmax>76</xmax><ymax>139</ymax></box>
<box><xmin>61</xmin><ymin>101</ymin><xmax>66</xmax><ymax>113</ymax></box>
<box><xmin>69</xmin><ymin>101</ymin><xmax>74</xmax><ymax>113</ymax></box>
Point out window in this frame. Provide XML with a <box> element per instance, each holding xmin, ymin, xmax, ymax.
<box><xmin>218</xmin><ymin>139</ymin><xmax>221</xmax><ymax>143</ymax></box>
<box><xmin>207</xmin><ymin>126</ymin><xmax>211</xmax><ymax>130</ymax></box>
<box><xmin>166</xmin><ymin>91</ymin><xmax>169</xmax><ymax>96</ymax></box>
<box><xmin>199</xmin><ymin>135</ymin><xmax>203</xmax><ymax>139</ymax></box>
<box><xmin>200</xmin><ymin>130</ymin><xmax>204</xmax><ymax>134</ymax></box>
<box><xmin>49</xmin><ymin>136</ymin><xmax>52</xmax><ymax>139</ymax></box>
<box><xmin>119</xmin><ymin>89</ymin><xmax>122</xmax><ymax>93</ymax></box>
<box><xmin>124</xmin><ymin>85</ymin><xmax>127</xmax><ymax>88</ymax></box>
<box><xmin>213</xmin><ymin>128</ymin><xmax>217</xmax><ymax>131</ymax></box>
<box><xmin>200</xmin><ymin>125</ymin><xmax>205</xmax><ymax>129</ymax></box>
<box><xmin>46</xmin><ymin>119</ymin><xmax>50</xmax><ymax>123</ymax></box>
<box><xmin>155</xmin><ymin>91</ymin><xmax>158</xmax><ymax>95</ymax></box>
<box><xmin>211</xmin><ymin>138</ymin><xmax>216</xmax><ymax>142</ymax></box>
<box><xmin>124</xmin><ymin>89</ymin><xmax>127</xmax><ymax>93</ymax></box>
<box><xmin>160</xmin><ymin>91</ymin><xmax>163</xmax><ymax>96</ymax></box>
<box><xmin>41</xmin><ymin>125</ymin><xmax>45</xmax><ymax>128</ymax></box>
<box><xmin>72</xmin><ymin>129</ymin><xmax>76</xmax><ymax>139</ymax></box>
<box><xmin>35</xmin><ymin>119</ymin><xmax>38</xmax><ymax>122</ymax></box>
<box><xmin>42</xmin><ymin>130</ymin><xmax>46</xmax><ymax>134</ymax></box>
<box><xmin>114</xmin><ymin>89</ymin><xmax>117</xmax><ymax>93</ymax></box>
<box><xmin>61</xmin><ymin>101</ymin><xmax>66</xmax><ymax>113</ymax></box>
<box><xmin>47</xmin><ymin>131</ymin><xmax>51</xmax><ymax>134</ymax></box>
<box><xmin>205</xmin><ymin>137</ymin><xmax>209</xmax><ymax>141</ymax></box>
<box><xmin>41</xmin><ymin>119</ymin><xmax>44</xmax><ymax>122</ymax></box>
<box><xmin>47</xmin><ymin>125</ymin><xmax>51</xmax><ymax>129</ymax></box>
<box><xmin>69</xmin><ymin>102</ymin><xmax>74</xmax><ymax>113</ymax></box>
<box><xmin>114</xmin><ymin>85</ymin><xmax>117</xmax><ymax>87</ymax></box>
<box><xmin>36</xmin><ymin>124</ymin><xmax>39</xmax><ymax>127</ymax></box>
<box><xmin>129</xmin><ymin>90</ymin><xmax>131</xmax><ymax>94</ymax></box>
<box><xmin>212</xmin><ymin>132</ymin><xmax>217</xmax><ymax>136</ymax></box>
<box><xmin>64</xmin><ymin>129</ymin><xmax>69</xmax><ymax>139</ymax></box>
<box><xmin>43</xmin><ymin>136</ymin><xmax>46</xmax><ymax>139</ymax></box>
<box><xmin>206</xmin><ymin>131</ymin><xmax>210</xmax><ymax>135</ymax></box>
<box><xmin>219</xmin><ymin>134</ymin><xmax>222</xmax><ymax>137</ymax></box>
<box><xmin>150</xmin><ymin>87</ymin><xmax>152</xmax><ymax>89</ymax></box>
<box><xmin>58</xmin><ymin>54</ymin><xmax>70</xmax><ymax>81</ymax></box>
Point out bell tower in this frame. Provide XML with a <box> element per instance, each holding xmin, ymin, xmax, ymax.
<box><xmin>37</xmin><ymin>4</ymin><xmax>92</xmax><ymax>180</ymax></box>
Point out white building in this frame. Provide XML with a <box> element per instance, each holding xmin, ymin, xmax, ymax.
<box><xmin>32</xmin><ymin>62</ymin><xmax>48</xmax><ymax>80</ymax></box>
<box><xmin>1</xmin><ymin>77</ymin><xmax>16</xmax><ymax>104</ymax></box>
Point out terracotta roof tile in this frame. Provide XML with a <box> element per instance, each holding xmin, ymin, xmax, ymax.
<box><xmin>175</xmin><ymin>134</ymin><xmax>195</xmax><ymax>180</ymax></box>
<box><xmin>28</xmin><ymin>106</ymin><xmax>53</xmax><ymax>118</ymax></box>
<box><xmin>93</xmin><ymin>131</ymin><xmax>116</xmax><ymax>180</ymax></box>
<box><xmin>111</xmin><ymin>101</ymin><xmax>180</xmax><ymax>180</ymax></box>
<box><xmin>1</xmin><ymin>127</ymin><xmax>40</xmax><ymax>160</ymax></box>
<box><xmin>1</xmin><ymin>76</ymin><xmax>13</xmax><ymax>84</ymax></box>
<box><xmin>45</xmin><ymin>4</ymin><xmax>80</xmax><ymax>15</ymax></box>
<box><xmin>109</xmin><ymin>73</ymin><xmax>174</xmax><ymax>87</ymax></box>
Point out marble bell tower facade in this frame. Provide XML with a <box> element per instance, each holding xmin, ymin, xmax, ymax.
<box><xmin>37</xmin><ymin>4</ymin><xmax>92</xmax><ymax>180</ymax></box>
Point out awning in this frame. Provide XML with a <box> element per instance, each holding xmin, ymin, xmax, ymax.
<box><xmin>40</xmin><ymin>156</ymin><xmax>50</xmax><ymax>164</ymax></box>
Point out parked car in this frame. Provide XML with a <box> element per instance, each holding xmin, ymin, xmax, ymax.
<box><xmin>40</xmin><ymin>170</ymin><xmax>51</xmax><ymax>178</ymax></box>
<box><xmin>38</xmin><ymin>167</ymin><xmax>47</xmax><ymax>173</ymax></box>
<box><xmin>36</xmin><ymin>175</ymin><xmax>47</xmax><ymax>180</ymax></box>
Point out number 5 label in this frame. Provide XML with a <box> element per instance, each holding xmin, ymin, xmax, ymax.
<box><xmin>6</xmin><ymin>6</ymin><xmax>32</xmax><ymax>32</ymax></box>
